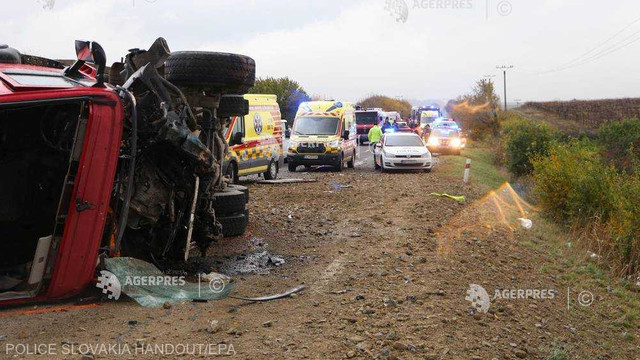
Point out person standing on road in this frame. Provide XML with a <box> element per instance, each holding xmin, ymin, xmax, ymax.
<box><xmin>368</xmin><ymin>122</ymin><xmax>383</xmax><ymax>145</ymax></box>
<box><xmin>422</xmin><ymin>124</ymin><xmax>432</xmax><ymax>142</ymax></box>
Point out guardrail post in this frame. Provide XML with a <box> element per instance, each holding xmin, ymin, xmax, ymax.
<box><xmin>463</xmin><ymin>158</ymin><xmax>471</xmax><ymax>184</ymax></box>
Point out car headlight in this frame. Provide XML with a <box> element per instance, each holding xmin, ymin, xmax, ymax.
<box><xmin>288</xmin><ymin>141</ymin><xmax>298</xmax><ymax>150</ymax></box>
<box><xmin>384</xmin><ymin>151</ymin><xmax>396</xmax><ymax>158</ymax></box>
<box><xmin>451</xmin><ymin>138</ymin><xmax>461</xmax><ymax>147</ymax></box>
<box><xmin>327</xmin><ymin>140</ymin><xmax>340</xmax><ymax>148</ymax></box>
<box><xmin>427</xmin><ymin>137</ymin><xmax>439</xmax><ymax>146</ymax></box>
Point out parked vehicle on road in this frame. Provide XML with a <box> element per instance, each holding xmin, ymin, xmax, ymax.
<box><xmin>431</xmin><ymin>119</ymin><xmax>466</xmax><ymax>148</ymax></box>
<box><xmin>355</xmin><ymin>108</ymin><xmax>382</xmax><ymax>143</ymax></box>
<box><xmin>374</xmin><ymin>133</ymin><xmax>432</xmax><ymax>172</ymax></box>
<box><xmin>426</xmin><ymin>127</ymin><xmax>464</xmax><ymax>155</ymax></box>
<box><xmin>287</xmin><ymin>101</ymin><xmax>357</xmax><ymax>172</ymax></box>
<box><xmin>224</xmin><ymin>94</ymin><xmax>284</xmax><ymax>183</ymax></box>
<box><xmin>412</xmin><ymin>105</ymin><xmax>441</xmax><ymax>129</ymax></box>
<box><xmin>396</xmin><ymin>121</ymin><xmax>414</xmax><ymax>133</ymax></box>
<box><xmin>0</xmin><ymin>38</ymin><xmax>254</xmax><ymax>305</ymax></box>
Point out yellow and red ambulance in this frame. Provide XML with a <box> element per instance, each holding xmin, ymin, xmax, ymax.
<box><xmin>287</xmin><ymin>101</ymin><xmax>357</xmax><ymax>172</ymax></box>
<box><xmin>224</xmin><ymin>94</ymin><xmax>284</xmax><ymax>182</ymax></box>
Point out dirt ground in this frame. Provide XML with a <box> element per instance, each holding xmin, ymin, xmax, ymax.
<box><xmin>1</xmin><ymin>147</ymin><xmax>639</xmax><ymax>359</ymax></box>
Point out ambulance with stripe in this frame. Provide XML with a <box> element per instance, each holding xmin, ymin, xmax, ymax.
<box><xmin>287</xmin><ymin>101</ymin><xmax>357</xmax><ymax>172</ymax></box>
<box><xmin>224</xmin><ymin>94</ymin><xmax>284</xmax><ymax>182</ymax></box>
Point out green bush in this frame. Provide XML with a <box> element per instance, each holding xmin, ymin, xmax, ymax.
<box><xmin>607</xmin><ymin>173</ymin><xmax>640</xmax><ymax>272</ymax></box>
<box><xmin>503</xmin><ymin>119</ymin><xmax>558</xmax><ymax>177</ymax></box>
<box><xmin>532</xmin><ymin>140</ymin><xmax>640</xmax><ymax>274</ymax></box>
<box><xmin>532</xmin><ymin>140</ymin><xmax>616</xmax><ymax>223</ymax></box>
<box><xmin>597</xmin><ymin>118</ymin><xmax>640</xmax><ymax>173</ymax></box>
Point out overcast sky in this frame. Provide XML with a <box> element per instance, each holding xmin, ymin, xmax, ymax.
<box><xmin>5</xmin><ymin>0</ymin><xmax>640</xmax><ymax>103</ymax></box>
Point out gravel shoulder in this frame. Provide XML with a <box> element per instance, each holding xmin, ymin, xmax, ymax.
<box><xmin>1</xmin><ymin>147</ymin><xmax>638</xmax><ymax>359</ymax></box>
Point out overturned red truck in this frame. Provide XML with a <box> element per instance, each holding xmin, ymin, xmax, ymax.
<box><xmin>0</xmin><ymin>39</ymin><xmax>255</xmax><ymax>305</ymax></box>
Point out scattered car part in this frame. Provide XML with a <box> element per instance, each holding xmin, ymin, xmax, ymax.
<box><xmin>229</xmin><ymin>285</ymin><xmax>306</xmax><ymax>302</ymax></box>
<box><xmin>184</xmin><ymin>176</ymin><xmax>200</xmax><ymax>262</ymax></box>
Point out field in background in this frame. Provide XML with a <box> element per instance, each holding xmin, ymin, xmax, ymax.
<box><xmin>522</xmin><ymin>98</ymin><xmax>640</xmax><ymax>134</ymax></box>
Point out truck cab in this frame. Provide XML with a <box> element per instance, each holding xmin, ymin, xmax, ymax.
<box><xmin>0</xmin><ymin>47</ymin><xmax>124</xmax><ymax>305</ymax></box>
<box><xmin>355</xmin><ymin>108</ymin><xmax>382</xmax><ymax>143</ymax></box>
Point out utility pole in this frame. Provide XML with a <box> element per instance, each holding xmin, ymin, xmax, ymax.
<box><xmin>496</xmin><ymin>65</ymin><xmax>513</xmax><ymax>110</ymax></box>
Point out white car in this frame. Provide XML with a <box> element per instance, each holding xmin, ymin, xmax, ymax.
<box><xmin>373</xmin><ymin>132</ymin><xmax>433</xmax><ymax>172</ymax></box>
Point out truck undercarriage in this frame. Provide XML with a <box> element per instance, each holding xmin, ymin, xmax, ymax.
<box><xmin>0</xmin><ymin>37</ymin><xmax>255</xmax><ymax>301</ymax></box>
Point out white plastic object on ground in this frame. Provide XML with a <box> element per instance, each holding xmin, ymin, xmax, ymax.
<box><xmin>517</xmin><ymin>218</ymin><xmax>533</xmax><ymax>229</ymax></box>
<box><xmin>28</xmin><ymin>235</ymin><xmax>52</xmax><ymax>284</ymax></box>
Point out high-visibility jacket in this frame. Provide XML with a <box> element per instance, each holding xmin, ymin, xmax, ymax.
<box><xmin>368</xmin><ymin>125</ymin><xmax>383</xmax><ymax>143</ymax></box>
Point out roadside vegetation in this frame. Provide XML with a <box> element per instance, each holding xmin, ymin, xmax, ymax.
<box><xmin>437</xmin><ymin>144</ymin><xmax>508</xmax><ymax>193</ymax></box>
<box><xmin>250</xmin><ymin>76</ymin><xmax>311</xmax><ymax>125</ymax></box>
<box><xmin>498</xmin><ymin>114</ymin><xmax>640</xmax><ymax>277</ymax></box>
<box><xmin>449</xmin><ymin>78</ymin><xmax>640</xmax><ymax>287</ymax></box>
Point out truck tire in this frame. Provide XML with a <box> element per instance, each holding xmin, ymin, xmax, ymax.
<box><xmin>226</xmin><ymin>184</ymin><xmax>249</xmax><ymax>203</ymax></box>
<box><xmin>218</xmin><ymin>95</ymin><xmax>249</xmax><ymax>118</ymax></box>
<box><xmin>347</xmin><ymin>149</ymin><xmax>355</xmax><ymax>168</ymax></box>
<box><xmin>219</xmin><ymin>211</ymin><xmax>248</xmax><ymax>237</ymax></box>
<box><xmin>165</xmin><ymin>51</ymin><xmax>256</xmax><ymax>94</ymax></box>
<box><xmin>212</xmin><ymin>190</ymin><xmax>246</xmax><ymax>216</ymax></box>
<box><xmin>334</xmin><ymin>153</ymin><xmax>344</xmax><ymax>172</ymax></box>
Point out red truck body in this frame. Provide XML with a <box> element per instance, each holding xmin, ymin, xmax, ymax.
<box><xmin>0</xmin><ymin>63</ymin><xmax>123</xmax><ymax>305</ymax></box>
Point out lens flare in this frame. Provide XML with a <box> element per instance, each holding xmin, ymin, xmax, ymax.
<box><xmin>435</xmin><ymin>183</ymin><xmax>538</xmax><ymax>258</ymax></box>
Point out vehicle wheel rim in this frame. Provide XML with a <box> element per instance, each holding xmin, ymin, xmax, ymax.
<box><xmin>270</xmin><ymin>162</ymin><xmax>277</xmax><ymax>178</ymax></box>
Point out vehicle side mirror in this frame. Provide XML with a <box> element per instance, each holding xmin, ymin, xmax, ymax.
<box><xmin>231</xmin><ymin>132</ymin><xmax>243</xmax><ymax>145</ymax></box>
<box><xmin>65</xmin><ymin>40</ymin><xmax>107</xmax><ymax>87</ymax></box>
<box><xmin>342</xmin><ymin>130</ymin><xmax>350</xmax><ymax>140</ymax></box>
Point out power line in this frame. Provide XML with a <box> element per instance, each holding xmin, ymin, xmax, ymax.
<box><xmin>553</xmin><ymin>14</ymin><xmax>640</xmax><ymax>69</ymax></box>
<box><xmin>536</xmin><ymin>31</ymin><xmax>640</xmax><ymax>75</ymax></box>
<box><xmin>532</xmin><ymin>14</ymin><xmax>640</xmax><ymax>75</ymax></box>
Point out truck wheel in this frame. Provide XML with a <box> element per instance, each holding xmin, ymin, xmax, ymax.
<box><xmin>347</xmin><ymin>149</ymin><xmax>356</xmax><ymax>168</ymax></box>
<box><xmin>334</xmin><ymin>154</ymin><xmax>344</xmax><ymax>172</ymax></box>
<box><xmin>264</xmin><ymin>159</ymin><xmax>278</xmax><ymax>180</ymax></box>
<box><xmin>219</xmin><ymin>211</ymin><xmax>248</xmax><ymax>237</ymax></box>
<box><xmin>225</xmin><ymin>162</ymin><xmax>239</xmax><ymax>184</ymax></box>
<box><xmin>218</xmin><ymin>95</ymin><xmax>249</xmax><ymax>118</ymax></box>
<box><xmin>212</xmin><ymin>190</ymin><xmax>246</xmax><ymax>216</ymax></box>
<box><xmin>226</xmin><ymin>184</ymin><xmax>249</xmax><ymax>203</ymax></box>
<box><xmin>288</xmin><ymin>162</ymin><xmax>297</xmax><ymax>172</ymax></box>
<box><xmin>165</xmin><ymin>51</ymin><xmax>256</xmax><ymax>94</ymax></box>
